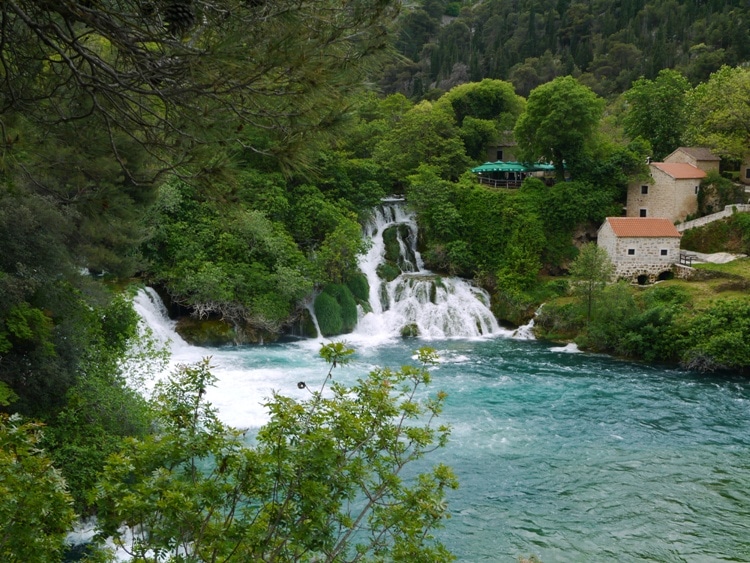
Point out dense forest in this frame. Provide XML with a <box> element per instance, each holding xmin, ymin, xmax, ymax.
<box><xmin>1</xmin><ymin>0</ymin><xmax>750</xmax><ymax>560</ymax></box>
<box><xmin>385</xmin><ymin>0</ymin><xmax>750</xmax><ymax>98</ymax></box>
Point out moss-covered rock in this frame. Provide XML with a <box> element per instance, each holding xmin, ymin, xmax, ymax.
<box><xmin>346</xmin><ymin>273</ymin><xmax>370</xmax><ymax>303</ymax></box>
<box><xmin>377</xmin><ymin>262</ymin><xmax>401</xmax><ymax>282</ymax></box>
<box><xmin>293</xmin><ymin>307</ymin><xmax>319</xmax><ymax>339</ymax></box>
<box><xmin>323</xmin><ymin>284</ymin><xmax>358</xmax><ymax>333</ymax></box>
<box><xmin>314</xmin><ymin>292</ymin><xmax>343</xmax><ymax>336</ymax></box>
<box><xmin>175</xmin><ymin>317</ymin><xmax>237</xmax><ymax>346</ymax></box>
<box><xmin>400</xmin><ymin>323</ymin><xmax>419</xmax><ymax>338</ymax></box>
<box><xmin>382</xmin><ymin>225</ymin><xmax>402</xmax><ymax>263</ymax></box>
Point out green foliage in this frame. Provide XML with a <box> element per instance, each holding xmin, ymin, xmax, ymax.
<box><xmin>374</xmin><ymin>101</ymin><xmax>470</xmax><ymax>185</ymax></box>
<box><xmin>323</xmin><ymin>284</ymin><xmax>359</xmax><ymax>334</ymax></box>
<box><xmin>438</xmin><ymin>79</ymin><xmax>526</xmax><ymax>129</ymax></box>
<box><xmin>534</xmin><ymin>301</ymin><xmax>584</xmax><ymax>341</ymax></box>
<box><xmin>697</xmin><ymin>171</ymin><xmax>746</xmax><ymax>216</ymax></box>
<box><xmin>315</xmin><ymin>215</ymin><xmax>370</xmax><ymax>285</ymax></box>
<box><xmin>685</xmin><ymin>65</ymin><xmax>750</xmax><ymax>161</ymax></box>
<box><xmin>314</xmin><ymin>292</ymin><xmax>344</xmax><ymax>337</ymax></box>
<box><xmin>623</xmin><ymin>69</ymin><xmax>691</xmax><ymax>160</ymax></box>
<box><xmin>569</xmin><ymin>243</ymin><xmax>615</xmax><ymax>324</ymax></box>
<box><xmin>460</xmin><ymin>117</ymin><xmax>500</xmax><ymax>162</ymax></box>
<box><xmin>382</xmin><ymin>0</ymin><xmax>750</xmax><ymax>99</ymax></box>
<box><xmin>346</xmin><ymin>273</ymin><xmax>371</xmax><ymax>304</ymax></box>
<box><xmin>579</xmin><ymin>282</ymin><xmax>638</xmax><ymax>353</ymax></box>
<box><xmin>681</xmin><ymin>212</ymin><xmax>750</xmax><ymax>254</ymax></box>
<box><xmin>144</xmin><ymin>179</ymin><xmax>314</xmax><ymax>332</ymax></box>
<box><xmin>4</xmin><ymin>0</ymin><xmax>402</xmax><ymax>178</ymax></box>
<box><xmin>92</xmin><ymin>347</ymin><xmax>456</xmax><ymax>561</ymax></box>
<box><xmin>514</xmin><ymin>76</ymin><xmax>605</xmax><ymax>179</ymax></box>
<box><xmin>0</xmin><ymin>414</ymin><xmax>76</xmax><ymax>563</ymax></box>
<box><xmin>679</xmin><ymin>299</ymin><xmax>750</xmax><ymax>371</ymax></box>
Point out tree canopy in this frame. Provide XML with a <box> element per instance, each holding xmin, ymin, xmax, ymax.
<box><xmin>623</xmin><ymin>69</ymin><xmax>692</xmax><ymax>161</ymax></box>
<box><xmin>1</xmin><ymin>0</ymin><xmax>401</xmax><ymax>176</ymax></box>
<box><xmin>685</xmin><ymin>65</ymin><xmax>750</xmax><ymax>162</ymax></box>
<box><xmin>514</xmin><ymin>76</ymin><xmax>605</xmax><ymax>179</ymax></box>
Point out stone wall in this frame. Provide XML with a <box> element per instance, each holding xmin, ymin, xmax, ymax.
<box><xmin>626</xmin><ymin>166</ymin><xmax>699</xmax><ymax>222</ymax></box>
<box><xmin>666</xmin><ymin>150</ymin><xmax>720</xmax><ymax>173</ymax></box>
<box><xmin>598</xmin><ymin>223</ymin><xmax>681</xmax><ymax>282</ymax></box>
<box><xmin>676</xmin><ymin>204</ymin><xmax>750</xmax><ymax>232</ymax></box>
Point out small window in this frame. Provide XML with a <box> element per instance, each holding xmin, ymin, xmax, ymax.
<box><xmin>628</xmin><ymin>248</ymin><xmax>636</xmax><ymax>255</ymax></box>
<box><xmin>496</xmin><ymin>149</ymin><xmax>503</xmax><ymax>161</ymax></box>
<box><xmin>639</xmin><ymin>209</ymin><xmax>647</xmax><ymax>217</ymax></box>
<box><xmin>695</xmin><ymin>186</ymin><xmax>699</xmax><ymax>194</ymax></box>
<box><xmin>745</xmin><ymin>168</ymin><xmax>750</xmax><ymax>179</ymax></box>
<box><xmin>641</xmin><ymin>185</ymin><xmax>649</xmax><ymax>195</ymax></box>
<box><xmin>660</xmin><ymin>249</ymin><xmax>668</xmax><ymax>256</ymax></box>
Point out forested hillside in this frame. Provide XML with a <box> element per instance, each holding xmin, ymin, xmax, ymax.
<box><xmin>384</xmin><ymin>0</ymin><xmax>750</xmax><ymax>98</ymax></box>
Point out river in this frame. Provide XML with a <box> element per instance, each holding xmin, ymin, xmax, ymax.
<box><xmin>134</xmin><ymin>287</ymin><xmax>750</xmax><ymax>563</ymax></box>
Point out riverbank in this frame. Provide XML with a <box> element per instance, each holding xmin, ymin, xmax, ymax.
<box><xmin>531</xmin><ymin>256</ymin><xmax>750</xmax><ymax>372</ymax></box>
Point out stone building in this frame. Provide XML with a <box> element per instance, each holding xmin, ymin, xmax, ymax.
<box><xmin>626</xmin><ymin>162</ymin><xmax>706</xmax><ymax>223</ymax></box>
<box><xmin>664</xmin><ymin>147</ymin><xmax>721</xmax><ymax>174</ymax></box>
<box><xmin>597</xmin><ymin>217</ymin><xmax>682</xmax><ymax>283</ymax></box>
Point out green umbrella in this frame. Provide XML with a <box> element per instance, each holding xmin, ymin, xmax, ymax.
<box><xmin>471</xmin><ymin>161</ymin><xmax>528</xmax><ymax>173</ymax></box>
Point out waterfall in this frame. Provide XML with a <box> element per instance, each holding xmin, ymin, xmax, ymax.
<box><xmin>131</xmin><ymin>287</ymin><xmax>192</xmax><ymax>354</ymax></box>
<box><xmin>512</xmin><ymin>305</ymin><xmax>542</xmax><ymax>340</ymax></box>
<box><xmin>353</xmin><ymin>199</ymin><xmax>511</xmax><ymax>341</ymax></box>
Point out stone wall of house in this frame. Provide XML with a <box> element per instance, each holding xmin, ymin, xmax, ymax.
<box><xmin>486</xmin><ymin>144</ymin><xmax>517</xmax><ymax>162</ymax></box>
<box><xmin>612</xmin><ymin>236</ymin><xmax>681</xmax><ymax>281</ymax></box>
<box><xmin>626</xmin><ymin>166</ymin><xmax>699</xmax><ymax>222</ymax></box>
<box><xmin>741</xmin><ymin>161</ymin><xmax>750</xmax><ymax>186</ymax></box>
<box><xmin>666</xmin><ymin>150</ymin><xmax>720</xmax><ymax>173</ymax></box>
<box><xmin>598</xmin><ymin>224</ymin><xmax>681</xmax><ymax>282</ymax></box>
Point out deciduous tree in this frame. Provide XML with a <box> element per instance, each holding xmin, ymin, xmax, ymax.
<box><xmin>623</xmin><ymin>69</ymin><xmax>692</xmax><ymax>160</ymax></box>
<box><xmin>93</xmin><ymin>344</ymin><xmax>457</xmax><ymax>562</ymax></box>
<box><xmin>569</xmin><ymin>242</ymin><xmax>615</xmax><ymax>324</ymax></box>
<box><xmin>514</xmin><ymin>76</ymin><xmax>605</xmax><ymax>180</ymax></box>
<box><xmin>685</xmin><ymin>65</ymin><xmax>750</xmax><ymax>162</ymax></box>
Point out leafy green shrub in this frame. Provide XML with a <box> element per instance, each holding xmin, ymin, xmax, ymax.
<box><xmin>679</xmin><ymin>299</ymin><xmax>750</xmax><ymax>371</ymax></box>
<box><xmin>382</xmin><ymin>225</ymin><xmax>401</xmax><ymax>263</ymax></box>
<box><xmin>533</xmin><ymin>301</ymin><xmax>583</xmax><ymax>340</ymax></box>
<box><xmin>346</xmin><ymin>273</ymin><xmax>370</xmax><ymax>303</ymax></box>
<box><xmin>314</xmin><ymin>292</ymin><xmax>342</xmax><ymax>336</ymax></box>
<box><xmin>377</xmin><ymin>262</ymin><xmax>401</xmax><ymax>282</ymax></box>
<box><xmin>323</xmin><ymin>284</ymin><xmax>359</xmax><ymax>333</ymax></box>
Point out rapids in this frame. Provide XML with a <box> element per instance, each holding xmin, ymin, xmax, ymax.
<box><xmin>132</xmin><ymin>289</ymin><xmax>750</xmax><ymax>562</ymax></box>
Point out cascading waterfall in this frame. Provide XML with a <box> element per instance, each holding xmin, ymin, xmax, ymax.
<box><xmin>353</xmin><ymin>198</ymin><xmax>511</xmax><ymax>340</ymax></box>
<box><xmin>131</xmin><ymin>287</ymin><xmax>191</xmax><ymax>354</ymax></box>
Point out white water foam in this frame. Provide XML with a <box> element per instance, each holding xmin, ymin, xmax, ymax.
<box><xmin>131</xmin><ymin>287</ymin><xmax>329</xmax><ymax>429</ymax></box>
<box><xmin>351</xmin><ymin>201</ymin><xmax>512</xmax><ymax>344</ymax></box>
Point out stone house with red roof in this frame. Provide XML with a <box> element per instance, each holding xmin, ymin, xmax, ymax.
<box><xmin>597</xmin><ymin>217</ymin><xmax>682</xmax><ymax>283</ymax></box>
<box><xmin>626</xmin><ymin>147</ymin><xmax>720</xmax><ymax>223</ymax></box>
<box><xmin>664</xmin><ymin>147</ymin><xmax>721</xmax><ymax>173</ymax></box>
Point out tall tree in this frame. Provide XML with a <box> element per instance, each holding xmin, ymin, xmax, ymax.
<box><xmin>569</xmin><ymin>242</ymin><xmax>615</xmax><ymax>324</ymax></box>
<box><xmin>685</xmin><ymin>65</ymin><xmax>750</xmax><ymax>162</ymax></box>
<box><xmin>514</xmin><ymin>76</ymin><xmax>604</xmax><ymax>180</ymax></box>
<box><xmin>623</xmin><ymin>69</ymin><xmax>692</xmax><ymax>160</ymax></box>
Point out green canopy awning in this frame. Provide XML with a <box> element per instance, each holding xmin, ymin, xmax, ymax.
<box><xmin>523</xmin><ymin>162</ymin><xmax>556</xmax><ymax>172</ymax></box>
<box><xmin>471</xmin><ymin>161</ymin><xmax>528</xmax><ymax>173</ymax></box>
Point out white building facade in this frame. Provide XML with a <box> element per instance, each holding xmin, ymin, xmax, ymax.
<box><xmin>597</xmin><ymin>217</ymin><xmax>682</xmax><ymax>283</ymax></box>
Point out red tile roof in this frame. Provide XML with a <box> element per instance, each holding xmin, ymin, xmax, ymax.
<box><xmin>652</xmin><ymin>162</ymin><xmax>707</xmax><ymax>179</ymax></box>
<box><xmin>605</xmin><ymin>217</ymin><xmax>682</xmax><ymax>238</ymax></box>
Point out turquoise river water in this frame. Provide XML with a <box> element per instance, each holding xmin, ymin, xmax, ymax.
<box><xmin>135</xmin><ymin>288</ymin><xmax>750</xmax><ymax>563</ymax></box>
